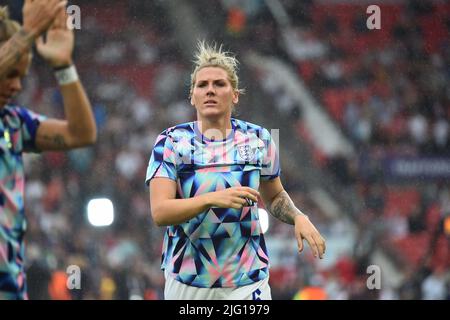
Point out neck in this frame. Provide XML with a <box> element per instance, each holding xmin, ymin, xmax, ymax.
<box><xmin>196</xmin><ymin>116</ymin><xmax>232</xmax><ymax>141</ymax></box>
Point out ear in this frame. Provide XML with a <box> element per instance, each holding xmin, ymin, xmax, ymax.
<box><xmin>232</xmin><ymin>90</ymin><xmax>239</xmax><ymax>105</ymax></box>
<box><xmin>190</xmin><ymin>95</ymin><xmax>195</xmax><ymax>106</ymax></box>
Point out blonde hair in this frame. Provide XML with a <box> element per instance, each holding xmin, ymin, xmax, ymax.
<box><xmin>190</xmin><ymin>41</ymin><xmax>244</xmax><ymax>97</ymax></box>
<box><xmin>0</xmin><ymin>6</ymin><xmax>21</xmax><ymax>43</ymax></box>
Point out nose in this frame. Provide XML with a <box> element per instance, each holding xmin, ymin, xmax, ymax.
<box><xmin>206</xmin><ymin>83</ymin><xmax>215</xmax><ymax>96</ymax></box>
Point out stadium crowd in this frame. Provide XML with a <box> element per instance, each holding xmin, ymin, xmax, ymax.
<box><xmin>6</xmin><ymin>0</ymin><xmax>449</xmax><ymax>299</ymax></box>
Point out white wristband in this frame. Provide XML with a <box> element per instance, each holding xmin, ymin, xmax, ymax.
<box><xmin>54</xmin><ymin>65</ymin><xmax>79</xmax><ymax>85</ymax></box>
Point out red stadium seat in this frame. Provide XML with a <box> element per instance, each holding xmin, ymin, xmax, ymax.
<box><xmin>426</xmin><ymin>204</ymin><xmax>442</xmax><ymax>232</ymax></box>
<box><xmin>393</xmin><ymin>233</ymin><xmax>430</xmax><ymax>266</ymax></box>
<box><xmin>431</xmin><ymin>235</ymin><xmax>449</xmax><ymax>270</ymax></box>
<box><xmin>383</xmin><ymin>187</ymin><xmax>420</xmax><ymax>217</ymax></box>
<box><xmin>297</xmin><ymin>62</ymin><xmax>315</xmax><ymax>83</ymax></box>
<box><xmin>322</xmin><ymin>89</ymin><xmax>348</xmax><ymax>123</ymax></box>
<box><xmin>420</xmin><ymin>15</ymin><xmax>449</xmax><ymax>54</ymax></box>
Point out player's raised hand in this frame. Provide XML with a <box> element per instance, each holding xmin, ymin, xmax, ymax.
<box><xmin>36</xmin><ymin>5</ymin><xmax>73</xmax><ymax>68</ymax></box>
<box><xmin>294</xmin><ymin>215</ymin><xmax>326</xmax><ymax>259</ymax></box>
<box><xmin>23</xmin><ymin>0</ymin><xmax>67</xmax><ymax>39</ymax></box>
<box><xmin>208</xmin><ymin>187</ymin><xmax>259</xmax><ymax>209</ymax></box>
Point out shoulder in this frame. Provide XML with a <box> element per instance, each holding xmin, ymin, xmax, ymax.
<box><xmin>1</xmin><ymin>105</ymin><xmax>37</xmax><ymax>123</ymax></box>
<box><xmin>233</xmin><ymin>118</ymin><xmax>272</xmax><ymax>138</ymax></box>
<box><xmin>2</xmin><ymin>104</ymin><xmax>24</xmax><ymax>117</ymax></box>
<box><xmin>157</xmin><ymin>122</ymin><xmax>195</xmax><ymax>143</ymax></box>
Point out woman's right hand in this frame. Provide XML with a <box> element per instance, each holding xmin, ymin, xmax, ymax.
<box><xmin>206</xmin><ymin>187</ymin><xmax>260</xmax><ymax>209</ymax></box>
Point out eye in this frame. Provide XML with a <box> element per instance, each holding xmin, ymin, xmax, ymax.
<box><xmin>196</xmin><ymin>82</ymin><xmax>207</xmax><ymax>88</ymax></box>
<box><xmin>7</xmin><ymin>71</ymin><xmax>19</xmax><ymax>79</ymax></box>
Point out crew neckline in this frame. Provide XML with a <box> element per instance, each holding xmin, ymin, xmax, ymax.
<box><xmin>194</xmin><ymin>118</ymin><xmax>236</xmax><ymax>143</ymax></box>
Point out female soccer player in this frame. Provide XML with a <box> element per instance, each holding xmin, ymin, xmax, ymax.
<box><xmin>146</xmin><ymin>42</ymin><xmax>325</xmax><ymax>300</ymax></box>
<box><xmin>0</xmin><ymin>5</ymin><xmax>96</xmax><ymax>299</ymax></box>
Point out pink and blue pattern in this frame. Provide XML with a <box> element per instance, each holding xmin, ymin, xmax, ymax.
<box><xmin>146</xmin><ymin>118</ymin><xmax>280</xmax><ymax>288</ymax></box>
<box><xmin>1</xmin><ymin>105</ymin><xmax>46</xmax><ymax>299</ymax></box>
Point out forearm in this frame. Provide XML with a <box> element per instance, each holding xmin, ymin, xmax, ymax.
<box><xmin>0</xmin><ymin>29</ymin><xmax>34</xmax><ymax>79</ymax></box>
<box><xmin>59</xmin><ymin>80</ymin><xmax>97</xmax><ymax>147</ymax></box>
<box><xmin>152</xmin><ymin>194</ymin><xmax>212</xmax><ymax>226</ymax></box>
<box><xmin>268</xmin><ymin>190</ymin><xmax>307</xmax><ymax>225</ymax></box>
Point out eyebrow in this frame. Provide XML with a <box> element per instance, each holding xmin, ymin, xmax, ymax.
<box><xmin>196</xmin><ymin>78</ymin><xmax>227</xmax><ymax>83</ymax></box>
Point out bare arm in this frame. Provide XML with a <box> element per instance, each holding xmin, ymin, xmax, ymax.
<box><xmin>260</xmin><ymin>177</ymin><xmax>326</xmax><ymax>258</ymax></box>
<box><xmin>150</xmin><ymin>178</ymin><xmax>212</xmax><ymax>226</ymax></box>
<box><xmin>34</xmin><ymin>6</ymin><xmax>96</xmax><ymax>150</ymax></box>
<box><xmin>0</xmin><ymin>30</ymin><xmax>34</xmax><ymax>79</ymax></box>
<box><xmin>259</xmin><ymin>177</ymin><xmax>306</xmax><ymax>224</ymax></box>
<box><xmin>36</xmin><ymin>81</ymin><xmax>96</xmax><ymax>150</ymax></box>
<box><xmin>149</xmin><ymin>178</ymin><xmax>259</xmax><ymax>226</ymax></box>
<box><xmin>0</xmin><ymin>0</ymin><xmax>67</xmax><ymax>79</ymax></box>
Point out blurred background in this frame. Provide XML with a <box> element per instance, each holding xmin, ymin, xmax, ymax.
<box><xmin>2</xmin><ymin>0</ymin><xmax>449</xmax><ymax>299</ymax></box>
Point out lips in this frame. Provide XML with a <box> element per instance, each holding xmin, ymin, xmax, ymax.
<box><xmin>204</xmin><ymin>100</ymin><xmax>218</xmax><ymax>107</ymax></box>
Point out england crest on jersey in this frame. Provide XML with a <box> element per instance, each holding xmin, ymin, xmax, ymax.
<box><xmin>237</xmin><ymin>144</ymin><xmax>255</xmax><ymax>162</ymax></box>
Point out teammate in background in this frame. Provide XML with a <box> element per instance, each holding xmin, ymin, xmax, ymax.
<box><xmin>0</xmin><ymin>0</ymin><xmax>67</xmax><ymax>79</ymax></box>
<box><xmin>146</xmin><ymin>42</ymin><xmax>325</xmax><ymax>300</ymax></box>
<box><xmin>0</xmin><ymin>3</ymin><xmax>97</xmax><ymax>299</ymax></box>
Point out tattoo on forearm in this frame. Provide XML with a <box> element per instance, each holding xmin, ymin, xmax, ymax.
<box><xmin>0</xmin><ymin>29</ymin><xmax>34</xmax><ymax>79</ymax></box>
<box><xmin>269</xmin><ymin>191</ymin><xmax>307</xmax><ymax>225</ymax></box>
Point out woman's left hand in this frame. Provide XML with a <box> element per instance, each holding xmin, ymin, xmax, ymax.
<box><xmin>294</xmin><ymin>215</ymin><xmax>326</xmax><ymax>259</ymax></box>
<box><xmin>36</xmin><ymin>6</ymin><xmax>73</xmax><ymax>68</ymax></box>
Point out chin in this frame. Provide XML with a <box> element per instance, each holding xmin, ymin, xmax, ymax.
<box><xmin>200</xmin><ymin>106</ymin><xmax>232</xmax><ymax>118</ymax></box>
<box><xmin>200</xmin><ymin>110</ymin><xmax>225</xmax><ymax>119</ymax></box>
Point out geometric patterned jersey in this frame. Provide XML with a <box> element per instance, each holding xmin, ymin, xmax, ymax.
<box><xmin>0</xmin><ymin>105</ymin><xmax>46</xmax><ymax>299</ymax></box>
<box><xmin>146</xmin><ymin>118</ymin><xmax>280</xmax><ymax>288</ymax></box>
